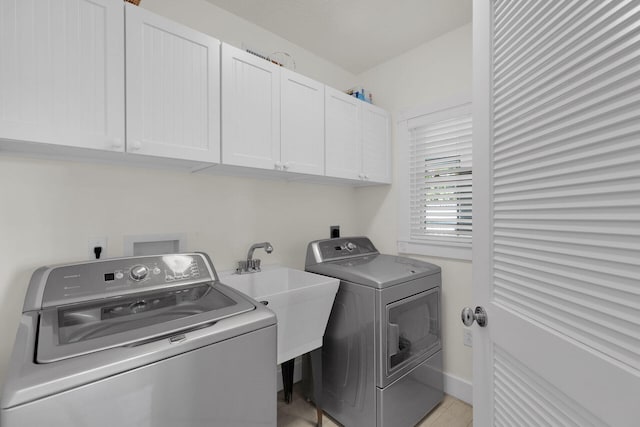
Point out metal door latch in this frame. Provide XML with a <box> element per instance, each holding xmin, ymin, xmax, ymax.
<box><xmin>461</xmin><ymin>306</ymin><xmax>488</xmax><ymax>327</ymax></box>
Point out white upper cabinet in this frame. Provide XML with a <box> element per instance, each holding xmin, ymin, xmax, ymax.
<box><xmin>221</xmin><ymin>44</ymin><xmax>325</xmax><ymax>175</ymax></box>
<box><xmin>325</xmin><ymin>87</ymin><xmax>362</xmax><ymax>180</ymax></box>
<box><xmin>125</xmin><ymin>4</ymin><xmax>220</xmax><ymax>163</ymax></box>
<box><xmin>361</xmin><ymin>102</ymin><xmax>391</xmax><ymax>183</ymax></box>
<box><xmin>325</xmin><ymin>87</ymin><xmax>390</xmax><ymax>183</ymax></box>
<box><xmin>280</xmin><ymin>69</ymin><xmax>325</xmax><ymax>176</ymax></box>
<box><xmin>221</xmin><ymin>44</ymin><xmax>281</xmax><ymax>170</ymax></box>
<box><xmin>0</xmin><ymin>1</ymin><xmax>389</xmax><ymax>183</ymax></box>
<box><xmin>0</xmin><ymin>0</ymin><xmax>125</xmax><ymax>151</ymax></box>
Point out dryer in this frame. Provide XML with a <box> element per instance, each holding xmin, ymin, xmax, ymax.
<box><xmin>1</xmin><ymin>253</ymin><xmax>277</xmax><ymax>427</ymax></box>
<box><xmin>306</xmin><ymin>237</ymin><xmax>443</xmax><ymax>427</ymax></box>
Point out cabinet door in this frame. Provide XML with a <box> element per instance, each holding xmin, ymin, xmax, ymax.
<box><xmin>325</xmin><ymin>87</ymin><xmax>361</xmax><ymax>180</ymax></box>
<box><xmin>280</xmin><ymin>69</ymin><xmax>324</xmax><ymax>176</ymax></box>
<box><xmin>125</xmin><ymin>4</ymin><xmax>220</xmax><ymax>163</ymax></box>
<box><xmin>0</xmin><ymin>0</ymin><xmax>125</xmax><ymax>151</ymax></box>
<box><xmin>362</xmin><ymin>102</ymin><xmax>391</xmax><ymax>183</ymax></box>
<box><xmin>221</xmin><ymin>44</ymin><xmax>281</xmax><ymax>170</ymax></box>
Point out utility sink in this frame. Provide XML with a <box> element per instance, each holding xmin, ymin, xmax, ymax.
<box><xmin>220</xmin><ymin>266</ymin><xmax>339</xmax><ymax>364</ymax></box>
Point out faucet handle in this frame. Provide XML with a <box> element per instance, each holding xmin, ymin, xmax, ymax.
<box><xmin>236</xmin><ymin>259</ymin><xmax>262</xmax><ymax>274</ymax></box>
<box><xmin>236</xmin><ymin>260</ymin><xmax>248</xmax><ymax>274</ymax></box>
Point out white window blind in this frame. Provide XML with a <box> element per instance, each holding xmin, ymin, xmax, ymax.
<box><xmin>398</xmin><ymin>100</ymin><xmax>472</xmax><ymax>260</ymax></box>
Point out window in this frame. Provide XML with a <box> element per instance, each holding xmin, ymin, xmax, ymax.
<box><xmin>397</xmin><ymin>100</ymin><xmax>472</xmax><ymax>260</ymax></box>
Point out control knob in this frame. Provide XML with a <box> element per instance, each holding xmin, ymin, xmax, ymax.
<box><xmin>130</xmin><ymin>265</ymin><xmax>149</xmax><ymax>281</ymax></box>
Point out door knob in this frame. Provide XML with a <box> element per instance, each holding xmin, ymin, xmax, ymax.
<box><xmin>461</xmin><ymin>306</ymin><xmax>487</xmax><ymax>327</ymax></box>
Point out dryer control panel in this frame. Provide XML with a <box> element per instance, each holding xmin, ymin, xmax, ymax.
<box><xmin>37</xmin><ymin>253</ymin><xmax>214</xmax><ymax>309</ymax></box>
<box><xmin>306</xmin><ymin>237</ymin><xmax>379</xmax><ymax>265</ymax></box>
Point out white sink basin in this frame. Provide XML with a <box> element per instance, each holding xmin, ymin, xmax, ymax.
<box><xmin>220</xmin><ymin>266</ymin><xmax>339</xmax><ymax>364</ymax></box>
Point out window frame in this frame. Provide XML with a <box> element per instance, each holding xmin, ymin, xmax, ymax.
<box><xmin>397</xmin><ymin>97</ymin><xmax>473</xmax><ymax>261</ymax></box>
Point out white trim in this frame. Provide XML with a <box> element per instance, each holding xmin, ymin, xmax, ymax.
<box><xmin>397</xmin><ymin>240</ymin><xmax>472</xmax><ymax>261</ymax></box>
<box><xmin>397</xmin><ymin>119</ymin><xmax>411</xmax><ymax>243</ymax></box>
<box><xmin>397</xmin><ymin>94</ymin><xmax>472</xmax><ymax>122</ymax></box>
<box><xmin>472</xmin><ymin>0</ymin><xmax>492</xmax><ymax>423</ymax></box>
<box><xmin>397</xmin><ymin>97</ymin><xmax>473</xmax><ymax>262</ymax></box>
<box><xmin>443</xmin><ymin>371</ymin><xmax>473</xmax><ymax>405</ymax></box>
<box><xmin>406</xmin><ymin>103</ymin><xmax>471</xmax><ymax>128</ymax></box>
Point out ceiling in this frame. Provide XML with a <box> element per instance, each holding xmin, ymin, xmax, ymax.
<box><xmin>204</xmin><ymin>0</ymin><xmax>472</xmax><ymax>74</ymax></box>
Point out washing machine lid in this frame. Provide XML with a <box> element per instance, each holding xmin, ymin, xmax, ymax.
<box><xmin>305</xmin><ymin>237</ymin><xmax>440</xmax><ymax>288</ymax></box>
<box><xmin>27</xmin><ymin>253</ymin><xmax>255</xmax><ymax>363</ymax></box>
<box><xmin>36</xmin><ymin>282</ymin><xmax>254</xmax><ymax>363</ymax></box>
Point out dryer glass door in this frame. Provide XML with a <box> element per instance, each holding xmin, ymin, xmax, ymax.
<box><xmin>386</xmin><ymin>287</ymin><xmax>440</xmax><ymax>374</ymax></box>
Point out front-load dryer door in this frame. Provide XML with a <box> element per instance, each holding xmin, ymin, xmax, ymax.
<box><xmin>378</xmin><ymin>275</ymin><xmax>441</xmax><ymax>388</ymax></box>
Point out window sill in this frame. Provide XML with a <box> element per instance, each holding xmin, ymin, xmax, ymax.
<box><xmin>397</xmin><ymin>240</ymin><xmax>472</xmax><ymax>261</ymax></box>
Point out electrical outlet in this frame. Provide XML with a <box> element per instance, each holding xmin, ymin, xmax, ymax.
<box><xmin>88</xmin><ymin>237</ymin><xmax>108</xmax><ymax>260</ymax></box>
<box><xmin>463</xmin><ymin>328</ymin><xmax>473</xmax><ymax>347</ymax></box>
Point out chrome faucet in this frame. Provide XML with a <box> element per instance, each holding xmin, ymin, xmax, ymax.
<box><xmin>236</xmin><ymin>242</ymin><xmax>274</xmax><ymax>274</ymax></box>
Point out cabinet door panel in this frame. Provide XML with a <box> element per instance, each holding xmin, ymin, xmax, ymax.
<box><xmin>281</xmin><ymin>69</ymin><xmax>324</xmax><ymax>176</ymax></box>
<box><xmin>221</xmin><ymin>44</ymin><xmax>280</xmax><ymax>170</ymax></box>
<box><xmin>362</xmin><ymin>103</ymin><xmax>391</xmax><ymax>183</ymax></box>
<box><xmin>325</xmin><ymin>87</ymin><xmax>361</xmax><ymax>180</ymax></box>
<box><xmin>125</xmin><ymin>4</ymin><xmax>220</xmax><ymax>163</ymax></box>
<box><xmin>0</xmin><ymin>0</ymin><xmax>124</xmax><ymax>151</ymax></box>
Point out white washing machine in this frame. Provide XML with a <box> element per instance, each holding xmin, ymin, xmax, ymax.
<box><xmin>0</xmin><ymin>253</ymin><xmax>277</xmax><ymax>427</ymax></box>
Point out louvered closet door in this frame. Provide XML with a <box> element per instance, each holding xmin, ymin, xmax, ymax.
<box><xmin>473</xmin><ymin>1</ymin><xmax>640</xmax><ymax>426</ymax></box>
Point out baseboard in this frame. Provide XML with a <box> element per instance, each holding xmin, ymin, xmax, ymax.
<box><xmin>443</xmin><ymin>372</ymin><xmax>472</xmax><ymax>405</ymax></box>
<box><xmin>276</xmin><ymin>357</ymin><xmax>303</xmax><ymax>391</ymax></box>
<box><xmin>276</xmin><ymin>361</ymin><xmax>472</xmax><ymax>404</ymax></box>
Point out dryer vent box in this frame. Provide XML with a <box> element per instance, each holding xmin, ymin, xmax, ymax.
<box><xmin>124</xmin><ymin>233</ymin><xmax>186</xmax><ymax>256</ymax></box>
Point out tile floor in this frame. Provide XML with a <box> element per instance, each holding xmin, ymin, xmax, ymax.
<box><xmin>277</xmin><ymin>385</ymin><xmax>472</xmax><ymax>427</ymax></box>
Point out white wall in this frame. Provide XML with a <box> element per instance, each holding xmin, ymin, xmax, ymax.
<box><xmin>0</xmin><ymin>157</ymin><xmax>360</xmax><ymax>384</ymax></box>
<box><xmin>141</xmin><ymin>0</ymin><xmax>356</xmax><ymax>90</ymax></box>
<box><xmin>355</xmin><ymin>24</ymin><xmax>474</xmax><ymax>388</ymax></box>
<box><xmin>0</xmin><ymin>0</ymin><xmax>360</xmax><ymax>386</ymax></box>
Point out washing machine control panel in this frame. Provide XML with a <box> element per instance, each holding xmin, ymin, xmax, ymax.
<box><xmin>40</xmin><ymin>253</ymin><xmax>214</xmax><ymax>308</ymax></box>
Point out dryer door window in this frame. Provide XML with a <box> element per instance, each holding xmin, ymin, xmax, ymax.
<box><xmin>386</xmin><ymin>287</ymin><xmax>440</xmax><ymax>373</ymax></box>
